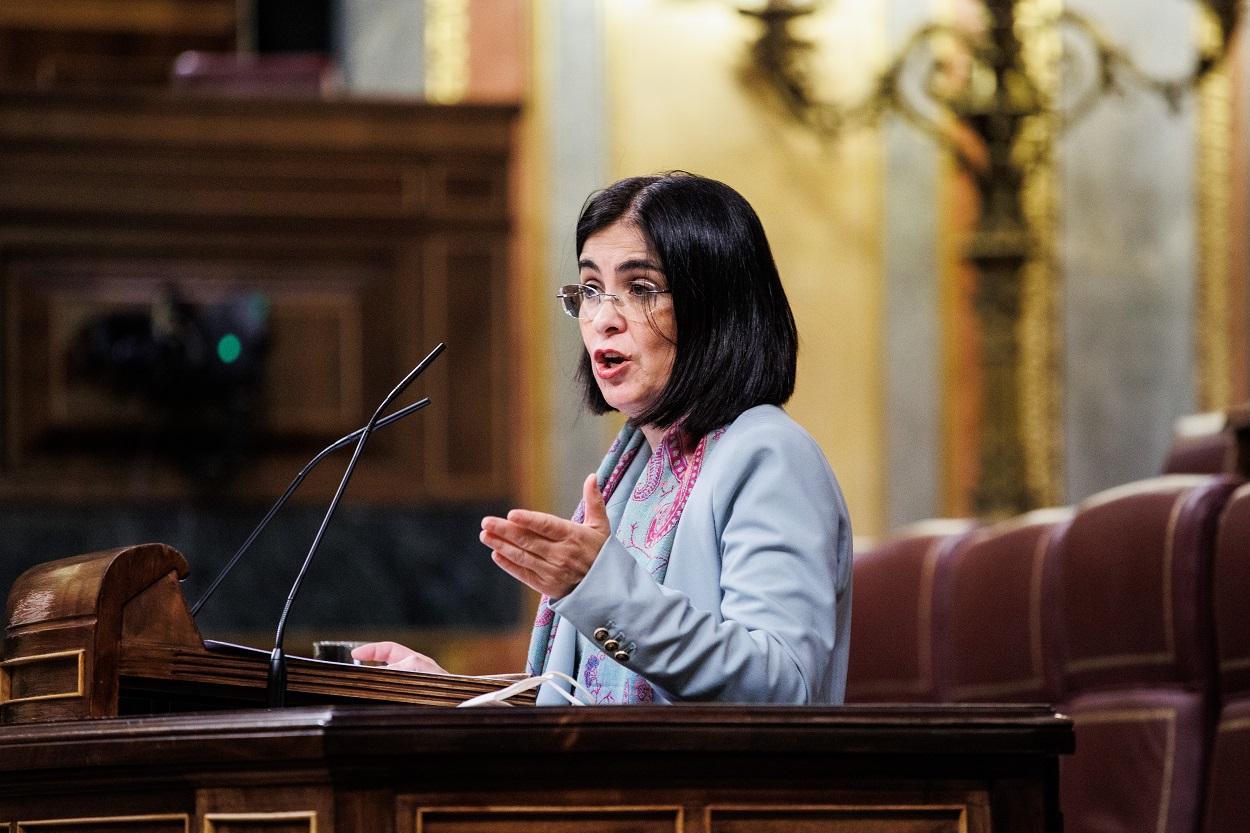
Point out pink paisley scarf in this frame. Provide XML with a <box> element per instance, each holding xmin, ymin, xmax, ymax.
<box><xmin>524</xmin><ymin>421</ymin><xmax>722</xmax><ymax>703</ymax></box>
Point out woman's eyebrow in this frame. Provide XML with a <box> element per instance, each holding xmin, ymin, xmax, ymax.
<box><xmin>616</xmin><ymin>258</ymin><xmax>662</xmax><ymax>273</ymax></box>
<box><xmin>576</xmin><ymin>257</ymin><xmax>662</xmax><ymax>273</ymax></box>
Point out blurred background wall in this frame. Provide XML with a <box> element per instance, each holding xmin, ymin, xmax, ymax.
<box><xmin>1</xmin><ymin>0</ymin><xmax>1246</xmax><ymax>673</ymax></box>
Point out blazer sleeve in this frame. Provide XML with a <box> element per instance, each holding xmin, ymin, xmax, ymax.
<box><xmin>549</xmin><ymin>416</ymin><xmax>849</xmax><ymax>703</ymax></box>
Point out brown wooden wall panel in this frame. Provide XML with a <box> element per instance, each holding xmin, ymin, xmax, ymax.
<box><xmin>2</xmin><ymin>148</ymin><xmax>427</xmax><ymax>221</ymax></box>
<box><xmin>420</xmin><ymin>235</ymin><xmax>507</xmax><ymax>496</ymax></box>
<box><xmin>11</xmin><ymin>260</ymin><xmax>369</xmax><ymax>436</ymax></box>
<box><xmin>0</xmin><ymin>1</ymin><xmax>235</xmax><ymax>36</ymax></box>
<box><xmin>0</xmin><ymin>88</ymin><xmax>517</xmax><ymax>504</ymax></box>
<box><xmin>0</xmin><ymin>1</ymin><xmax>236</xmax><ymax>88</ymax></box>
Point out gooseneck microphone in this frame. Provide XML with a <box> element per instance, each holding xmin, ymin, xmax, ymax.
<box><xmin>266</xmin><ymin>342</ymin><xmax>446</xmax><ymax>707</ymax></box>
<box><xmin>190</xmin><ymin>396</ymin><xmax>432</xmax><ymax>617</ymax></box>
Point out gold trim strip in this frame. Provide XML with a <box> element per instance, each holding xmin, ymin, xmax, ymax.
<box><xmin>949</xmin><ymin>676</ymin><xmax>1045</xmax><ymax>701</ymax></box>
<box><xmin>1028</xmin><ymin>521</ymin><xmax>1054</xmax><ymax>685</ymax></box>
<box><xmin>916</xmin><ymin>536</ymin><xmax>942</xmax><ymax>691</ymax></box>
<box><xmin>1065</xmin><ymin>651</ymin><xmax>1173</xmax><ymax>674</ymax></box>
<box><xmin>0</xmin><ymin>649</ymin><xmax>85</xmax><ymax>706</ymax></box>
<box><xmin>1197</xmin><ymin>64</ymin><xmax>1233</xmax><ymax>410</ymax></box>
<box><xmin>1219</xmin><ymin>656</ymin><xmax>1250</xmax><ymax>673</ymax></box>
<box><xmin>204</xmin><ymin>812</ymin><xmax>315</xmax><ymax>833</ymax></box>
<box><xmin>1218</xmin><ymin>716</ymin><xmax>1250</xmax><ymax>733</ymax></box>
<box><xmin>0</xmin><ymin>648</ymin><xmax>83</xmax><ymax>667</ymax></box>
<box><xmin>1158</xmin><ymin>709</ymin><xmax>1177</xmax><ymax>833</ymax></box>
<box><xmin>18</xmin><ymin>814</ymin><xmax>189</xmax><ymax>832</ymax></box>
<box><xmin>1017</xmin><ymin>0</ymin><xmax>1064</xmax><ymax>507</ymax></box>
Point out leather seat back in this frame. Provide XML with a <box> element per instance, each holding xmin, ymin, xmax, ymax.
<box><xmin>1202</xmin><ymin>483</ymin><xmax>1250</xmax><ymax>833</ymax></box>
<box><xmin>939</xmin><ymin>508</ymin><xmax>1071</xmax><ymax>704</ymax></box>
<box><xmin>845</xmin><ymin>520</ymin><xmax>978</xmax><ymax>703</ymax></box>
<box><xmin>1056</xmin><ymin>475</ymin><xmax>1239</xmax><ymax>833</ymax></box>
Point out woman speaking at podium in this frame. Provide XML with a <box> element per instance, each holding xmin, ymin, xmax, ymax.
<box><xmin>356</xmin><ymin>172</ymin><xmax>853</xmax><ymax>704</ymax></box>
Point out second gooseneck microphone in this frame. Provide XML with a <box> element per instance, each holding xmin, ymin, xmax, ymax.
<box><xmin>266</xmin><ymin>342</ymin><xmax>445</xmax><ymax>707</ymax></box>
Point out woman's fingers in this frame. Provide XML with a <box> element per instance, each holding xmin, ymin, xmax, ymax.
<box><xmin>480</xmin><ymin>524</ymin><xmax>598</xmax><ymax>598</ymax></box>
<box><xmin>385</xmin><ymin>652</ymin><xmax>448</xmax><ymax>674</ymax></box>
<box><xmin>490</xmin><ymin>550</ymin><xmax>547</xmax><ymax>594</ymax></box>
<box><xmin>480</xmin><ymin>521</ymin><xmax>592</xmax><ymax>571</ymax></box>
<box><xmin>481</xmin><ymin>484</ymin><xmax>610</xmax><ymax>598</ymax></box>
<box><xmin>480</xmin><ymin>529</ymin><xmax>541</xmax><ymax>571</ymax></box>
<box><xmin>482</xmin><ymin>514</ymin><xmax>596</xmax><ymax>557</ymax></box>
<box><xmin>351</xmin><ymin>641</ymin><xmax>415</xmax><ymax>664</ymax></box>
<box><xmin>350</xmin><ymin>641</ymin><xmax>447</xmax><ymax>674</ymax></box>
<box><xmin>503</xmin><ymin>508</ymin><xmax>571</xmax><ymax>540</ymax></box>
<box><xmin>481</xmin><ymin>528</ymin><xmax>577</xmax><ymax>593</ymax></box>
<box><xmin>482</xmin><ymin>515</ymin><xmax>558</xmax><ymax>553</ymax></box>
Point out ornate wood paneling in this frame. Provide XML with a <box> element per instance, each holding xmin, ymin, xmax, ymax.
<box><xmin>0</xmin><ymin>87</ymin><xmax>516</xmax><ymax>504</ymax></box>
<box><xmin>0</xmin><ymin>705</ymin><xmax>1071</xmax><ymax>833</ymax></box>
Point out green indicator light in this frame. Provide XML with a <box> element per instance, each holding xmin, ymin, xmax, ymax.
<box><xmin>217</xmin><ymin>333</ymin><xmax>243</xmax><ymax>364</ymax></box>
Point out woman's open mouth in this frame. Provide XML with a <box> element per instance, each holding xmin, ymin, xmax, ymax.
<box><xmin>594</xmin><ymin>349</ymin><xmax>630</xmax><ymax>379</ymax></box>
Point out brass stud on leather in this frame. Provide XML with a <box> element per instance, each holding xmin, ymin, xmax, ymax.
<box><xmin>593</xmin><ymin>627</ymin><xmax>609</xmax><ymax>642</ymax></box>
<box><xmin>603</xmin><ymin>639</ymin><xmax>620</xmax><ymax>652</ymax></box>
<box><xmin>613</xmin><ymin>651</ymin><xmax>631</xmax><ymax>663</ymax></box>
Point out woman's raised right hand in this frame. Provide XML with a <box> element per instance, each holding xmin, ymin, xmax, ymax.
<box><xmin>351</xmin><ymin>641</ymin><xmax>448</xmax><ymax>674</ymax></box>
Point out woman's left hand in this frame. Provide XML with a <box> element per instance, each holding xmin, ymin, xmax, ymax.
<box><xmin>480</xmin><ymin>473</ymin><xmax>610</xmax><ymax>598</ymax></box>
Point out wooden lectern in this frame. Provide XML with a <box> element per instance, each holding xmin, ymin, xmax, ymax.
<box><xmin>0</xmin><ymin>544</ymin><xmax>530</xmax><ymax>724</ymax></box>
<box><xmin>1</xmin><ymin>547</ymin><xmax>1072</xmax><ymax>833</ymax></box>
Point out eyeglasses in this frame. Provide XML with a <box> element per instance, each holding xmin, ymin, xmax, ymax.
<box><xmin>556</xmin><ymin>284</ymin><xmax>672</xmax><ymax>323</ymax></box>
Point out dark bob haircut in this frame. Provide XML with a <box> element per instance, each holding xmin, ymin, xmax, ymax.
<box><xmin>575</xmin><ymin>172</ymin><xmax>798</xmax><ymax>441</ymax></box>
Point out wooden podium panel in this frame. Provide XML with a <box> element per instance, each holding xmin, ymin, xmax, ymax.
<box><xmin>0</xmin><ymin>703</ymin><xmax>1072</xmax><ymax>833</ymax></box>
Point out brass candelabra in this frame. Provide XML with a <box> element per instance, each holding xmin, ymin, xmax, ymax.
<box><xmin>737</xmin><ymin>0</ymin><xmax>1244</xmax><ymax>515</ymax></box>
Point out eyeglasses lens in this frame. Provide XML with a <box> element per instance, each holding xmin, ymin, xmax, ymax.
<box><xmin>558</xmin><ymin>285</ymin><xmax>662</xmax><ymax>322</ymax></box>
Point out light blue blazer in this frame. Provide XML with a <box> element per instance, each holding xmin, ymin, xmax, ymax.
<box><xmin>541</xmin><ymin>404</ymin><xmax>852</xmax><ymax>704</ymax></box>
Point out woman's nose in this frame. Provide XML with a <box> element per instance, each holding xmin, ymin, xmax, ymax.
<box><xmin>588</xmin><ymin>298</ymin><xmax>626</xmax><ymax>331</ymax></box>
